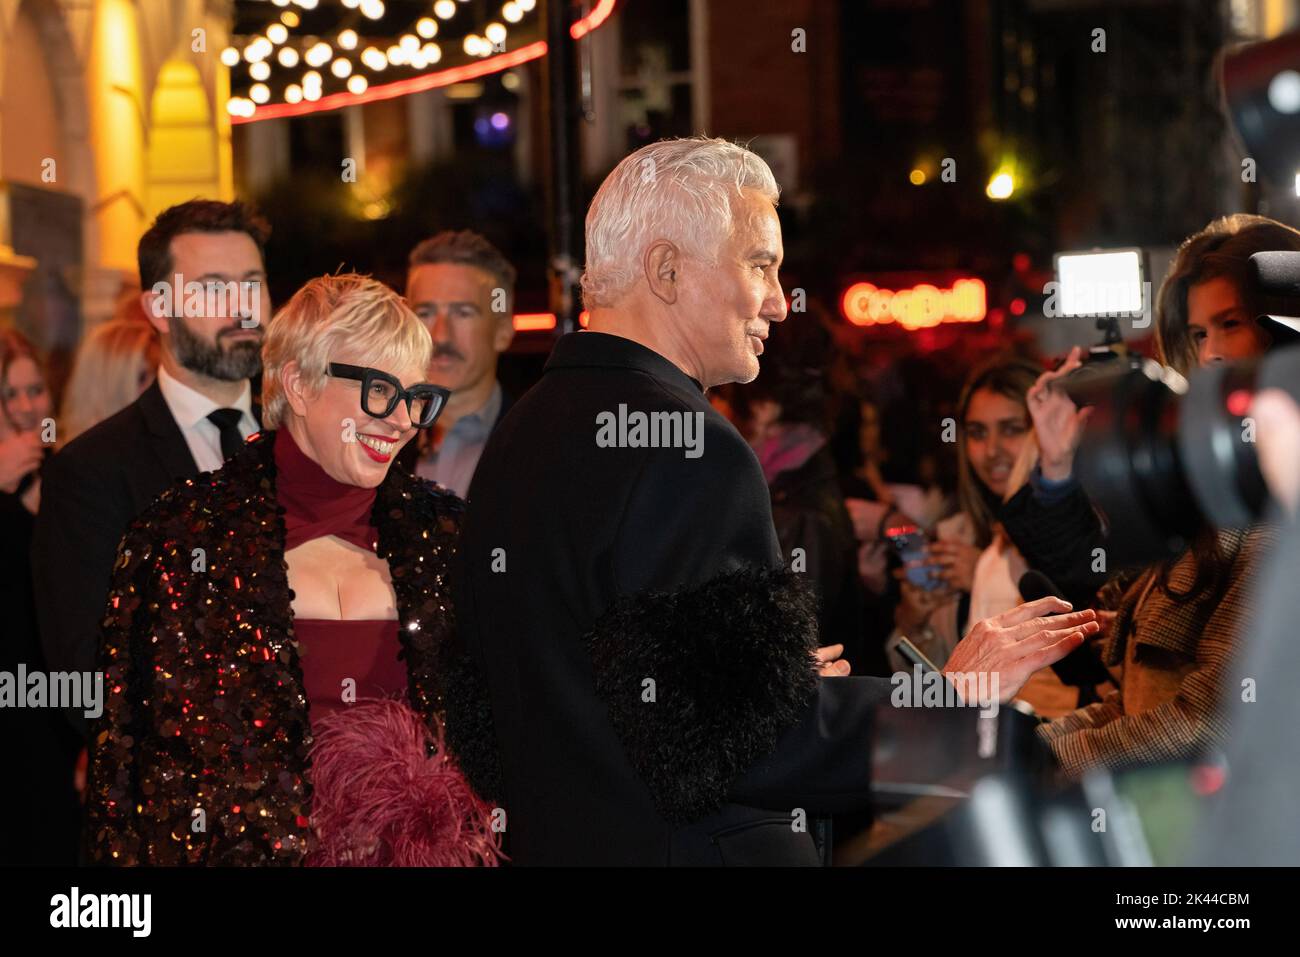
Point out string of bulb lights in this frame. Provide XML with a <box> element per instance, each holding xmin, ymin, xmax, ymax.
<box><xmin>222</xmin><ymin>0</ymin><xmax>538</xmax><ymax>117</ymax></box>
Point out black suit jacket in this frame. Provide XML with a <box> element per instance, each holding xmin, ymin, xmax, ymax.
<box><xmin>32</xmin><ymin>381</ymin><xmax>200</xmax><ymax>736</ymax></box>
<box><xmin>393</xmin><ymin>383</ymin><xmax>514</xmax><ymax>479</ymax></box>
<box><xmin>447</xmin><ymin>331</ymin><xmax>891</xmax><ymax>866</ymax></box>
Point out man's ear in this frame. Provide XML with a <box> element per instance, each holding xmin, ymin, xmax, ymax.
<box><xmin>644</xmin><ymin>241</ymin><xmax>680</xmax><ymax>306</ymax></box>
<box><xmin>140</xmin><ymin>288</ymin><xmax>171</xmax><ymax>338</ymax></box>
<box><xmin>492</xmin><ymin>312</ymin><xmax>516</xmax><ymax>353</ymax></box>
<box><xmin>282</xmin><ymin>360</ymin><xmax>311</xmax><ymax>417</ymax></box>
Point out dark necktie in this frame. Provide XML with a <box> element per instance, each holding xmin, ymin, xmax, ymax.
<box><xmin>207</xmin><ymin>408</ymin><xmax>245</xmax><ymax>462</ymax></box>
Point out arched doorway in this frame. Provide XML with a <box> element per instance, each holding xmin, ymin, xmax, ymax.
<box><xmin>146</xmin><ymin>56</ymin><xmax>221</xmax><ymax>218</ymax></box>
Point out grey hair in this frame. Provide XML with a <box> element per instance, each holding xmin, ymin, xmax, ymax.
<box><xmin>580</xmin><ymin>137</ymin><xmax>780</xmax><ymax>309</ymax></box>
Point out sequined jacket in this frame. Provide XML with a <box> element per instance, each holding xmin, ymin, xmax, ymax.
<box><xmin>85</xmin><ymin>430</ymin><xmax>462</xmax><ymax>865</ymax></box>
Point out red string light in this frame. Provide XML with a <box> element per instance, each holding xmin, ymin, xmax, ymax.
<box><xmin>233</xmin><ymin>0</ymin><xmax>618</xmax><ymax>124</ymax></box>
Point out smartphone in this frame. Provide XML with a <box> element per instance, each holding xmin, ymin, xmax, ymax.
<box><xmin>885</xmin><ymin>524</ymin><xmax>944</xmax><ymax>591</ymax></box>
<box><xmin>895</xmin><ymin>635</ymin><xmax>940</xmax><ymax>673</ymax></box>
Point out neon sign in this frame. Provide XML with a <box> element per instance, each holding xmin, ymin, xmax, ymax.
<box><xmin>840</xmin><ymin>278</ymin><xmax>986</xmax><ymax>330</ymax></box>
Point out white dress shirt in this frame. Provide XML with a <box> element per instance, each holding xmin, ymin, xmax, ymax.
<box><xmin>156</xmin><ymin>365</ymin><xmax>258</xmax><ymax>473</ymax></box>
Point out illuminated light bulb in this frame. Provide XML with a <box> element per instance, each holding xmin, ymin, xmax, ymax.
<box><xmin>434</xmin><ymin>0</ymin><xmax>456</xmax><ymax>19</ymax></box>
<box><xmin>518</xmin><ymin>0</ymin><xmax>535</xmax><ymax>11</ymax></box>
<box><xmin>303</xmin><ymin>84</ymin><xmax>321</xmax><ymax>102</ymax></box>
<box><xmin>463</xmin><ymin>35</ymin><xmax>483</xmax><ymax>56</ymax></box>
<box><xmin>331</xmin><ymin>58</ymin><xmax>352</xmax><ymax>78</ymax></box>
<box><xmin>271</xmin><ymin>0</ymin><xmax>289</xmax><ymax>6</ymax></box>
<box><xmin>341</xmin><ymin>0</ymin><xmax>359</xmax><ymax>6</ymax></box>
<box><xmin>361</xmin><ymin>47</ymin><xmax>388</xmax><ymax>71</ymax></box>
<box><xmin>348</xmin><ymin>74</ymin><xmax>368</xmax><ymax>95</ymax></box>
<box><xmin>1270</xmin><ymin>71</ymin><xmax>1300</xmax><ymax>114</ymax></box>
<box><xmin>502</xmin><ymin>3</ymin><xmax>523</xmax><ymax>24</ymax></box>
<box><xmin>225</xmin><ymin>97</ymin><xmax>243</xmax><ymax>115</ymax></box>
<box><xmin>417</xmin><ymin>17</ymin><xmax>438</xmax><ymax>38</ymax></box>
<box><xmin>305</xmin><ymin>42</ymin><xmax>332</xmax><ymax>67</ymax></box>
<box><xmin>220</xmin><ymin>47</ymin><xmax>240</xmax><ymax>67</ymax></box>
<box><xmin>285</xmin><ymin>84</ymin><xmax>304</xmax><ymax>104</ymax></box>
<box><xmin>249</xmin><ymin>61</ymin><xmax>271</xmax><ymax>81</ymax></box>
<box><xmin>986</xmin><ymin>171</ymin><xmax>1015</xmax><ymax>200</ymax></box>
<box><xmin>281</xmin><ymin>11</ymin><xmax>300</xmax><ymax>26</ymax></box>
<box><xmin>909</xmin><ymin>168</ymin><xmax>926</xmax><ymax>186</ymax></box>
<box><xmin>421</xmin><ymin>43</ymin><xmax>441</xmax><ymax>64</ymax></box>
<box><xmin>485</xmin><ymin>22</ymin><xmax>506</xmax><ymax>45</ymax></box>
<box><xmin>400</xmin><ymin>34</ymin><xmax>420</xmax><ymax>53</ymax></box>
<box><xmin>244</xmin><ymin>38</ymin><xmax>272</xmax><ymax>62</ymax></box>
<box><xmin>267</xmin><ymin>23</ymin><xmax>288</xmax><ymax>44</ymax></box>
<box><xmin>250</xmin><ymin>84</ymin><xmax>270</xmax><ymax>104</ymax></box>
<box><xmin>386</xmin><ymin>45</ymin><xmax>406</xmax><ymax>66</ymax></box>
<box><xmin>501</xmin><ymin>70</ymin><xmax>520</xmax><ymax>91</ymax></box>
<box><xmin>408</xmin><ymin>50</ymin><xmax>427</xmax><ymax>70</ymax></box>
<box><xmin>360</xmin><ymin>0</ymin><xmax>384</xmax><ymax>19</ymax></box>
<box><xmin>278</xmin><ymin>47</ymin><xmax>300</xmax><ymax>68</ymax></box>
<box><xmin>302</xmin><ymin>70</ymin><xmax>322</xmax><ymax>87</ymax></box>
<box><xmin>298</xmin><ymin>0</ymin><xmax>318</xmax><ymax>9</ymax></box>
<box><xmin>338</xmin><ymin>29</ymin><xmax>358</xmax><ymax>50</ymax></box>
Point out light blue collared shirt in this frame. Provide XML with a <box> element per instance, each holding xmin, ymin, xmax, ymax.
<box><xmin>415</xmin><ymin>382</ymin><xmax>502</xmax><ymax>498</ymax></box>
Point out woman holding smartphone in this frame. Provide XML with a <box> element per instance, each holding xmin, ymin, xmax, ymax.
<box><xmin>886</xmin><ymin>355</ymin><xmax>1085</xmax><ymax>716</ymax></box>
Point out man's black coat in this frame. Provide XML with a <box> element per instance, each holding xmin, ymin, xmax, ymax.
<box><xmin>448</xmin><ymin>331</ymin><xmax>892</xmax><ymax>865</ymax></box>
<box><xmin>31</xmin><ymin>381</ymin><xmax>200</xmax><ymax>736</ymax></box>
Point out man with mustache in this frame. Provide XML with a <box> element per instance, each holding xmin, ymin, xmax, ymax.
<box><xmin>33</xmin><ymin>199</ymin><xmax>270</xmax><ymax>737</ymax></box>
<box><xmin>399</xmin><ymin>230</ymin><xmax>516</xmax><ymax>496</ymax></box>
<box><xmin>447</xmin><ymin>138</ymin><xmax>1097</xmax><ymax>865</ymax></box>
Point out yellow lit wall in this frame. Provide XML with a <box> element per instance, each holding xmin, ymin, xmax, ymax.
<box><xmin>146</xmin><ymin>58</ymin><xmax>219</xmax><ymax>217</ymax></box>
<box><xmin>0</xmin><ymin>1</ymin><xmax>64</xmax><ymax>186</ymax></box>
<box><xmin>85</xmin><ymin>0</ymin><xmax>147</xmax><ymax>273</ymax></box>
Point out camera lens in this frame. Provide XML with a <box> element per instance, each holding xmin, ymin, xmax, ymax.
<box><xmin>1066</xmin><ymin>345</ymin><xmax>1300</xmax><ymax>570</ymax></box>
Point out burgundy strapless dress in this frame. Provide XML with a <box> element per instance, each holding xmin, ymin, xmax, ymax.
<box><xmin>295</xmin><ymin>618</ymin><xmax>407</xmax><ymax>718</ymax></box>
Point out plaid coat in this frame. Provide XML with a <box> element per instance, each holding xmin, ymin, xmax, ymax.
<box><xmin>1037</xmin><ymin>525</ymin><xmax>1272</xmax><ymax>776</ymax></box>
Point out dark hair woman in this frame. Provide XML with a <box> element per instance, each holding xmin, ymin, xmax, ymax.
<box><xmin>884</xmin><ymin>355</ymin><xmax>1083</xmax><ymax>717</ymax></box>
<box><xmin>732</xmin><ymin>314</ymin><xmax>871</xmax><ymax>673</ymax></box>
<box><xmin>1011</xmin><ymin>214</ymin><xmax>1290</xmax><ymax>775</ymax></box>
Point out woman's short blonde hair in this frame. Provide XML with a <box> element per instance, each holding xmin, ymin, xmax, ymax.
<box><xmin>262</xmin><ymin>273</ymin><xmax>432</xmax><ymax>428</ymax></box>
<box><xmin>59</xmin><ymin>318</ymin><xmax>159</xmax><ymax>446</ymax></box>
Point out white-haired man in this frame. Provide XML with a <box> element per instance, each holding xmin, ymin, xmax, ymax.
<box><xmin>447</xmin><ymin>137</ymin><xmax>1097</xmax><ymax>865</ymax></box>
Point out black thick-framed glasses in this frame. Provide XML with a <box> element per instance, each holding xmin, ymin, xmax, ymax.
<box><xmin>326</xmin><ymin>363</ymin><xmax>450</xmax><ymax>429</ymax></box>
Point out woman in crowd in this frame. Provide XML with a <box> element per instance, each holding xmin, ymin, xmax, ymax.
<box><xmin>884</xmin><ymin>355</ymin><xmax>1085</xmax><ymax>716</ymax></box>
<box><xmin>1015</xmin><ymin>213</ymin><xmax>1294</xmax><ymax>774</ymax></box>
<box><xmin>85</xmin><ymin>274</ymin><xmax>499</xmax><ymax>865</ymax></box>
<box><xmin>58</xmin><ymin>317</ymin><xmax>159</xmax><ymax>448</ymax></box>
<box><xmin>735</xmin><ymin>315</ymin><xmax>868</xmax><ymax>674</ymax></box>
<box><xmin>0</xmin><ymin>329</ymin><xmax>81</xmax><ymax>864</ymax></box>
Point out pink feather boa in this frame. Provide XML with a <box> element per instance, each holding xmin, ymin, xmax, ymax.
<box><xmin>305</xmin><ymin>698</ymin><xmax>503</xmax><ymax>867</ymax></box>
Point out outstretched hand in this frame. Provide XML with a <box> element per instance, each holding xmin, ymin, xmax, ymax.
<box><xmin>942</xmin><ymin>596</ymin><xmax>1099</xmax><ymax>702</ymax></box>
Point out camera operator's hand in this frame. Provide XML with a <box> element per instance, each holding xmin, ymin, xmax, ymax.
<box><xmin>1027</xmin><ymin>346</ymin><xmax>1093</xmax><ymax>482</ymax></box>
<box><xmin>942</xmin><ymin>597</ymin><xmax>1099</xmax><ymax>702</ymax></box>
<box><xmin>1252</xmin><ymin>388</ymin><xmax>1300</xmax><ymax>516</ymax></box>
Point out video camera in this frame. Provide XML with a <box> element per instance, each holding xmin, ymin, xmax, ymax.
<box><xmin>1056</xmin><ymin>251</ymin><xmax>1300</xmax><ymax>569</ymax></box>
